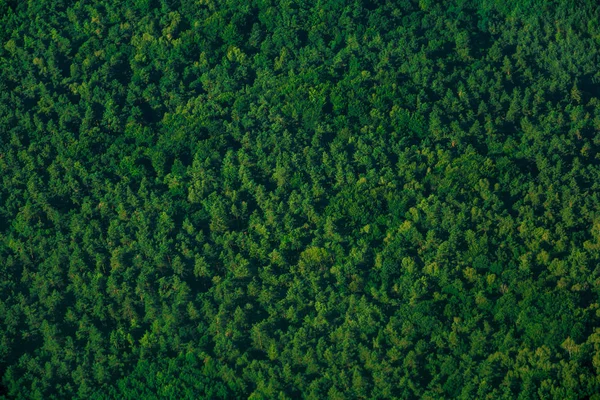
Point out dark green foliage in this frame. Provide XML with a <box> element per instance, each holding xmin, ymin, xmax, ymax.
<box><xmin>2</xmin><ymin>0</ymin><xmax>600</xmax><ymax>398</ymax></box>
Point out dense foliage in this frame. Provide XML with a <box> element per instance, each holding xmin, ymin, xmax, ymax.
<box><xmin>2</xmin><ymin>0</ymin><xmax>600</xmax><ymax>398</ymax></box>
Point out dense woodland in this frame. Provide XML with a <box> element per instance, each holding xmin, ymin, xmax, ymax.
<box><xmin>2</xmin><ymin>0</ymin><xmax>600</xmax><ymax>398</ymax></box>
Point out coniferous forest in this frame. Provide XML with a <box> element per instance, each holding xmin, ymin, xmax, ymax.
<box><xmin>2</xmin><ymin>0</ymin><xmax>600</xmax><ymax>398</ymax></box>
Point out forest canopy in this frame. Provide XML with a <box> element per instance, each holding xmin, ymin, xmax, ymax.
<box><xmin>2</xmin><ymin>0</ymin><xmax>600</xmax><ymax>398</ymax></box>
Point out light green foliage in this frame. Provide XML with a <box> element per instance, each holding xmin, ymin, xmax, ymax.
<box><xmin>1</xmin><ymin>0</ymin><xmax>600</xmax><ymax>399</ymax></box>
